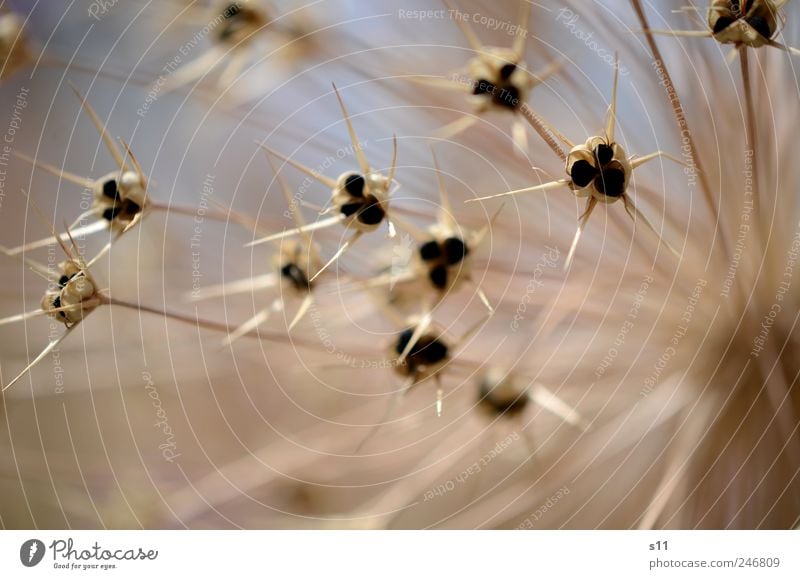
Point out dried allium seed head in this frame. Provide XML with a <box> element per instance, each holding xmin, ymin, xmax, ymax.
<box><xmin>478</xmin><ymin>368</ymin><xmax>529</xmax><ymax>417</ymax></box>
<box><xmin>333</xmin><ymin>171</ymin><xmax>390</xmax><ymax>232</ymax></box>
<box><xmin>417</xmin><ymin>234</ymin><xmax>471</xmax><ymax>291</ymax></box>
<box><xmin>94</xmin><ymin>170</ymin><xmax>146</xmax><ymax>227</ymax></box>
<box><xmin>392</xmin><ymin>327</ymin><xmax>450</xmax><ymax>381</ymax></box>
<box><xmin>708</xmin><ymin>0</ymin><xmax>780</xmax><ymax>47</ymax></box>
<box><xmin>215</xmin><ymin>2</ymin><xmax>268</xmax><ymax>46</ymax></box>
<box><xmin>468</xmin><ymin>48</ymin><xmax>534</xmax><ymax>112</ymax></box>
<box><xmin>274</xmin><ymin>240</ymin><xmax>317</xmax><ymax>294</ymax></box>
<box><xmin>41</xmin><ymin>262</ymin><xmax>98</xmax><ymax>326</ymax></box>
<box><xmin>566</xmin><ymin>137</ymin><xmax>631</xmax><ymax>202</ymax></box>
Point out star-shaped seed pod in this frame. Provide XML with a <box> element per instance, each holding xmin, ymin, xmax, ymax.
<box><xmin>162</xmin><ymin>1</ymin><xmax>320</xmax><ymax>95</ymax></box>
<box><xmin>468</xmin><ymin>61</ymin><xmax>686</xmax><ymax>269</ymax></box>
<box><xmin>345</xmin><ymin>148</ymin><xmax>498</xmax><ymax>313</ymax></box>
<box><xmin>477</xmin><ymin>367</ymin><xmax>587</xmax><ymax>429</ymax></box>
<box><xmin>190</xmin><ymin>153</ymin><xmax>327</xmax><ymax>342</ymax></box>
<box><xmin>7</xmin><ymin>86</ymin><xmax>244</xmax><ymax>257</ymax></box>
<box><xmin>353</xmin><ymin>306</ymin><xmax>491</xmax><ymax>452</ymax></box>
<box><xmin>644</xmin><ymin>0</ymin><xmax>799</xmax><ymax>59</ymax></box>
<box><xmin>409</xmin><ymin>0</ymin><xmax>562</xmax><ymax>153</ymax></box>
<box><xmin>248</xmin><ymin>84</ymin><xmax>398</xmax><ymax>281</ymax></box>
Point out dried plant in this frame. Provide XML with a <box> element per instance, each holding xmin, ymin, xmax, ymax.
<box><xmin>0</xmin><ymin>0</ymin><xmax>798</xmax><ymax>531</ymax></box>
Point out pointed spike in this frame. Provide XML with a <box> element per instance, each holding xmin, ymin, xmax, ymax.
<box><xmin>475</xmin><ymin>285</ymin><xmax>494</xmax><ymax>314</ymax></box>
<box><xmin>389</xmin><ymin>213</ymin><xmax>428</xmax><ymax>243</ymax></box>
<box><xmin>18</xmin><ymin>190</ymin><xmax>75</xmax><ymax>264</ymax></box>
<box><xmin>331</xmin><ymin>83</ymin><xmax>370</xmax><ymax>175</ymax></box>
<box><xmin>0</xmin><ymin>308</ymin><xmax>51</xmax><ymax>326</ymax></box>
<box><xmin>405</xmin><ymin>74</ymin><xmax>473</xmax><ymax>93</ymax></box>
<box><xmin>287</xmin><ymin>293</ymin><xmax>314</xmax><ymax>332</ymax></box>
<box><xmin>398</xmin><ymin>312</ymin><xmax>433</xmax><ymax>364</ymax></box>
<box><xmin>3</xmin><ymin>219</ymin><xmax>109</xmax><ymax>256</ymax></box>
<box><xmin>386</xmin><ymin>134</ymin><xmax>398</xmax><ymax>192</ymax></box>
<box><xmin>222</xmin><ymin>307</ymin><xmax>275</xmax><ymax>347</ymax></box>
<box><xmin>768</xmin><ymin>40</ymin><xmax>800</xmax><ymax>57</ymax></box>
<box><xmin>308</xmin><ymin>231</ymin><xmax>361</xmax><ymax>282</ymax></box>
<box><xmin>118</xmin><ymin>137</ymin><xmax>147</xmax><ymax>190</ymax></box>
<box><xmin>245</xmin><ymin>214</ymin><xmax>346</xmax><ymax>247</ymax></box>
<box><xmin>2</xmin><ymin>327</ymin><xmax>75</xmax><ymax>392</ymax></box>
<box><xmin>256</xmin><ymin>142</ymin><xmax>338</xmax><ymax>189</ymax></box>
<box><xmin>466</xmin><ymin>179</ymin><xmax>570</xmax><ymax>203</ymax></box>
<box><xmin>640</xmin><ymin>28</ymin><xmax>712</xmax><ymax>38</ymax></box>
<box><xmin>472</xmin><ymin>203</ymin><xmax>506</xmax><ymax>246</ymax></box>
<box><xmin>564</xmin><ymin>197</ymin><xmax>597</xmax><ymax>271</ymax></box>
<box><xmin>161</xmin><ymin>46</ymin><xmax>227</xmax><ymax>93</ymax></box>
<box><xmin>68</xmin><ymin>82</ymin><xmax>128</xmax><ymax>172</ymax></box>
<box><xmin>188</xmin><ymin>273</ymin><xmax>277</xmax><ymax>302</ymax></box>
<box><xmin>433</xmin><ymin>114</ymin><xmax>479</xmax><ymax>141</ymax></box>
<box><xmin>511</xmin><ymin>0</ymin><xmax>531</xmax><ymax>62</ymax></box>
<box><xmin>264</xmin><ymin>149</ymin><xmax>306</xmax><ymax>231</ymax></box>
<box><xmin>606</xmin><ymin>54</ymin><xmax>619</xmax><ymax>143</ymax></box>
<box><xmin>442</xmin><ymin>0</ymin><xmax>485</xmax><ymax>54</ymax></box>
<box><xmin>630</xmin><ymin>150</ymin><xmax>691</xmax><ymax>170</ymax></box>
<box><xmin>512</xmin><ymin>118</ymin><xmax>529</xmax><ymax>157</ymax></box>
<box><xmin>623</xmin><ymin>194</ymin><xmax>681</xmax><ymax>260</ymax></box>
<box><xmin>529</xmin><ymin>384</ymin><xmax>588</xmax><ymax>430</ymax></box>
<box><xmin>14</xmin><ymin>152</ymin><xmax>95</xmax><ymax>188</ymax></box>
<box><xmin>429</xmin><ymin>145</ymin><xmax>456</xmax><ymax>231</ymax></box>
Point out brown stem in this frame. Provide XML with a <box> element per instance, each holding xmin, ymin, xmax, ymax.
<box><xmin>630</xmin><ymin>0</ymin><xmax>731</xmax><ymax>266</ymax></box>
<box><xmin>740</xmin><ymin>46</ymin><xmax>760</xmax><ymax>219</ymax></box>
<box><xmin>97</xmin><ymin>293</ymin><xmax>350</xmax><ymax>354</ymax></box>
<box><xmin>518</xmin><ymin>104</ymin><xmax>566</xmax><ymax>162</ymax></box>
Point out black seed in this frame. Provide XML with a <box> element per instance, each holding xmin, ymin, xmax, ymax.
<box><xmin>223</xmin><ymin>3</ymin><xmax>241</xmax><ymax>18</ymax></box>
<box><xmin>417</xmin><ymin>336</ymin><xmax>449</xmax><ymax>365</ymax></box>
<box><xmin>357</xmin><ymin>199</ymin><xmax>385</xmax><ymax>225</ymax></box>
<box><xmin>499</xmin><ymin>63</ymin><xmax>517</xmax><ymax>80</ymax></box>
<box><xmin>429</xmin><ymin>265</ymin><xmax>448</xmax><ymax>289</ymax></box>
<box><xmin>344</xmin><ymin>173</ymin><xmax>365</xmax><ymax>198</ymax></box>
<box><xmin>493</xmin><ymin>85</ymin><xmax>520</xmax><ymax>110</ymax></box>
<box><xmin>124</xmin><ymin>200</ymin><xmax>142</xmax><ymax>216</ymax></box>
<box><xmin>570</xmin><ymin>159</ymin><xmax>598</xmax><ymax>188</ymax></box>
<box><xmin>595</xmin><ymin>143</ymin><xmax>614</xmax><ymax>166</ymax></box>
<box><xmin>419</xmin><ymin>240</ymin><xmax>442</xmax><ymax>261</ymax></box>
<box><xmin>102</xmin><ymin>179</ymin><xmax>118</xmax><ymax>199</ymax></box>
<box><xmin>443</xmin><ymin>237</ymin><xmax>468</xmax><ymax>265</ymax></box>
<box><xmin>102</xmin><ymin>206</ymin><xmax>119</xmax><ymax>221</ymax></box>
<box><xmin>281</xmin><ymin>263</ymin><xmax>310</xmax><ymax>291</ymax></box>
<box><xmin>396</xmin><ymin>331</ymin><xmax>450</xmax><ymax>373</ymax></box>
<box><xmin>746</xmin><ymin>16</ymin><xmax>772</xmax><ymax>39</ymax></box>
<box><xmin>594</xmin><ymin>167</ymin><xmax>626</xmax><ymax>197</ymax></box>
<box><xmin>713</xmin><ymin>16</ymin><xmax>736</xmax><ymax>34</ymax></box>
<box><xmin>479</xmin><ymin>382</ymin><xmax>529</xmax><ymax>416</ymax></box>
<box><xmin>395</xmin><ymin>329</ymin><xmax>414</xmax><ymax>356</ymax></box>
<box><xmin>473</xmin><ymin>78</ymin><xmax>495</xmax><ymax>95</ymax></box>
<box><xmin>340</xmin><ymin>202</ymin><xmax>362</xmax><ymax>217</ymax></box>
<box><xmin>58</xmin><ymin>275</ymin><xmax>70</xmax><ymax>287</ymax></box>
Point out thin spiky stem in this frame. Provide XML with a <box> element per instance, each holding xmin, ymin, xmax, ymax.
<box><xmin>630</xmin><ymin>0</ymin><xmax>730</xmax><ymax>267</ymax></box>
<box><xmin>740</xmin><ymin>46</ymin><xmax>760</xmax><ymax>221</ymax></box>
<box><xmin>518</xmin><ymin>103</ymin><xmax>566</xmax><ymax>162</ymax></box>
